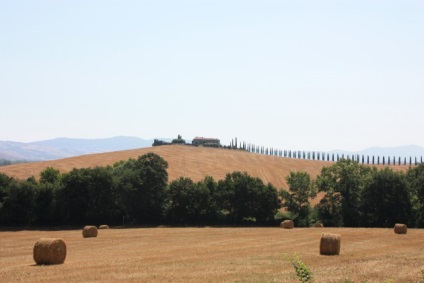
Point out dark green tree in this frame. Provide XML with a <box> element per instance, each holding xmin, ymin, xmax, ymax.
<box><xmin>197</xmin><ymin>176</ymin><xmax>220</xmax><ymax>222</ymax></box>
<box><xmin>216</xmin><ymin>171</ymin><xmax>281</xmax><ymax>224</ymax></box>
<box><xmin>33</xmin><ymin>183</ymin><xmax>57</xmax><ymax>225</ymax></box>
<box><xmin>407</xmin><ymin>163</ymin><xmax>424</xmax><ymax>227</ymax></box>
<box><xmin>361</xmin><ymin>168</ymin><xmax>411</xmax><ymax>227</ymax></box>
<box><xmin>171</xmin><ymin>134</ymin><xmax>185</xmax><ymax>145</ymax></box>
<box><xmin>116</xmin><ymin>153</ymin><xmax>168</xmax><ymax>224</ymax></box>
<box><xmin>0</xmin><ymin>173</ymin><xmax>15</xmax><ymax>208</ymax></box>
<box><xmin>280</xmin><ymin>171</ymin><xmax>316</xmax><ymax>227</ymax></box>
<box><xmin>56</xmin><ymin>166</ymin><xmax>117</xmax><ymax>225</ymax></box>
<box><xmin>315</xmin><ymin>192</ymin><xmax>343</xmax><ymax>227</ymax></box>
<box><xmin>40</xmin><ymin>167</ymin><xmax>61</xmax><ymax>185</ymax></box>
<box><xmin>315</xmin><ymin>159</ymin><xmax>372</xmax><ymax>227</ymax></box>
<box><xmin>165</xmin><ymin>177</ymin><xmax>214</xmax><ymax>224</ymax></box>
<box><xmin>0</xmin><ymin>179</ymin><xmax>37</xmax><ymax>225</ymax></box>
<box><xmin>32</xmin><ymin>167</ymin><xmax>63</xmax><ymax>225</ymax></box>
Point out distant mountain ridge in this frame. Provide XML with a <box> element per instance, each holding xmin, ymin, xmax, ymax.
<box><xmin>0</xmin><ymin>136</ymin><xmax>166</xmax><ymax>161</ymax></box>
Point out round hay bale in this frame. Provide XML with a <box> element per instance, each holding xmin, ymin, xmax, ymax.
<box><xmin>98</xmin><ymin>225</ymin><xmax>109</xmax><ymax>229</ymax></box>
<box><xmin>394</xmin><ymin>223</ymin><xmax>407</xmax><ymax>234</ymax></box>
<box><xmin>320</xmin><ymin>233</ymin><xmax>341</xmax><ymax>255</ymax></box>
<box><xmin>314</xmin><ymin>223</ymin><xmax>324</xmax><ymax>228</ymax></box>
<box><xmin>82</xmin><ymin>226</ymin><xmax>98</xmax><ymax>238</ymax></box>
<box><xmin>33</xmin><ymin>238</ymin><xmax>66</xmax><ymax>265</ymax></box>
<box><xmin>280</xmin><ymin>220</ymin><xmax>294</xmax><ymax>229</ymax></box>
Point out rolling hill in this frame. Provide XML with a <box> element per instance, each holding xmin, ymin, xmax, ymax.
<box><xmin>0</xmin><ymin>145</ymin><xmax>410</xmax><ymax>189</ymax></box>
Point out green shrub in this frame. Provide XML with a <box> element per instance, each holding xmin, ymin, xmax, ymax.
<box><xmin>286</xmin><ymin>254</ymin><xmax>313</xmax><ymax>283</ymax></box>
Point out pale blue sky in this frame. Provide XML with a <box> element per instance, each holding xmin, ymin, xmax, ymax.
<box><xmin>1</xmin><ymin>0</ymin><xmax>423</xmax><ymax>151</ymax></box>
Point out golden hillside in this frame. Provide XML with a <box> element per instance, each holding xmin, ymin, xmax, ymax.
<box><xmin>0</xmin><ymin>145</ymin><xmax>409</xmax><ymax>189</ymax></box>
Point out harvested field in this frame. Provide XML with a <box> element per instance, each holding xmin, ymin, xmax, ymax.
<box><xmin>1</xmin><ymin>227</ymin><xmax>423</xmax><ymax>282</ymax></box>
<box><xmin>0</xmin><ymin>145</ymin><xmax>409</xmax><ymax>190</ymax></box>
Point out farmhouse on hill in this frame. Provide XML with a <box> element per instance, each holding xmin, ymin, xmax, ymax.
<box><xmin>192</xmin><ymin>137</ymin><xmax>221</xmax><ymax>147</ymax></box>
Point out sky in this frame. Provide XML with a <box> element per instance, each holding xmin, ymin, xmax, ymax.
<box><xmin>1</xmin><ymin>0</ymin><xmax>423</xmax><ymax>151</ymax></box>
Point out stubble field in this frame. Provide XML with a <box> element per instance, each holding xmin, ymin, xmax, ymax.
<box><xmin>1</xmin><ymin>227</ymin><xmax>423</xmax><ymax>282</ymax></box>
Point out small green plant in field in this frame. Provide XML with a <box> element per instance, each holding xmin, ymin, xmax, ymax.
<box><xmin>419</xmin><ymin>269</ymin><xmax>424</xmax><ymax>283</ymax></box>
<box><xmin>286</xmin><ymin>254</ymin><xmax>313</xmax><ymax>283</ymax></box>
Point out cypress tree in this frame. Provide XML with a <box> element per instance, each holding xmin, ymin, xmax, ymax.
<box><xmin>382</xmin><ymin>156</ymin><xmax>385</xmax><ymax>165</ymax></box>
<box><xmin>372</xmin><ymin>156</ymin><xmax>375</xmax><ymax>165</ymax></box>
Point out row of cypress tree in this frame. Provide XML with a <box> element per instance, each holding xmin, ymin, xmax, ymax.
<box><xmin>228</xmin><ymin>138</ymin><xmax>423</xmax><ymax>166</ymax></box>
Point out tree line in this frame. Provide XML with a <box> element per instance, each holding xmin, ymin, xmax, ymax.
<box><xmin>0</xmin><ymin>153</ymin><xmax>280</xmax><ymax>227</ymax></box>
<box><xmin>0</xmin><ymin>153</ymin><xmax>423</xmax><ymax>228</ymax></box>
<box><xmin>283</xmin><ymin>159</ymin><xmax>424</xmax><ymax>228</ymax></box>
<box><xmin>227</xmin><ymin>138</ymin><xmax>423</xmax><ymax>166</ymax></box>
<box><xmin>249</xmin><ymin>145</ymin><xmax>423</xmax><ymax>166</ymax></box>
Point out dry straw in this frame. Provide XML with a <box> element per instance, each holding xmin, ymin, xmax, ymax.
<box><xmin>314</xmin><ymin>223</ymin><xmax>324</xmax><ymax>228</ymax></box>
<box><xmin>99</xmin><ymin>225</ymin><xmax>109</xmax><ymax>229</ymax></box>
<box><xmin>82</xmin><ymin>226</ymin><xmax>98</xmax><ymax>238</ymax></box>
<box><xmin>280</xmin><ymin>220</ymin><xmax>294</xmax><ymax>229</ymax></box>
<box><xmin>320</xmin><ymin>233</ymin><xmax>341</xmax><ymax>255</ymax></box>
<box><xmin>394</xmin><ymin>223</ymin><xmax>407</xmax><ymax>234</ymax></box>
<box><xmin>33</xmin><ymin>238</ymin><xmax>67</xmax><ymax>265</ymax></box>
